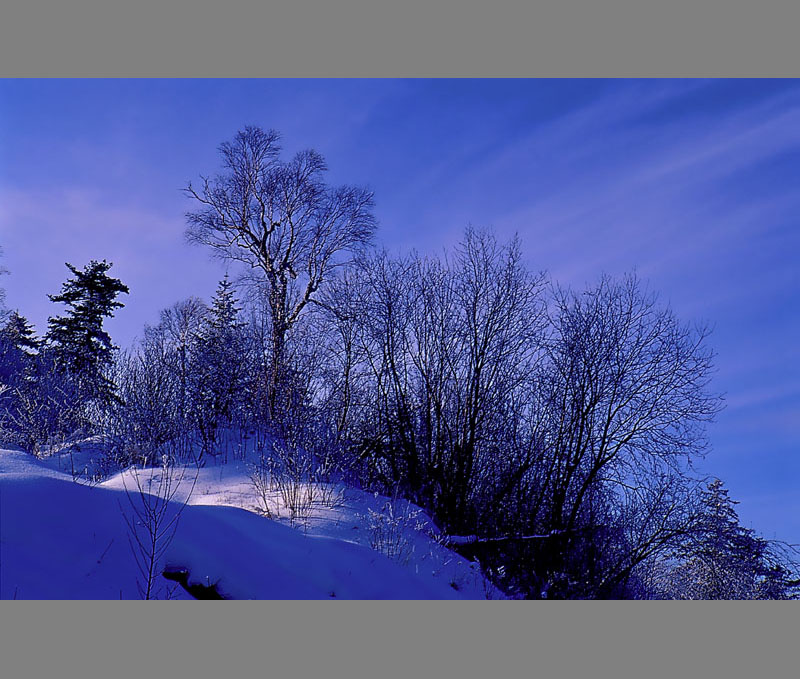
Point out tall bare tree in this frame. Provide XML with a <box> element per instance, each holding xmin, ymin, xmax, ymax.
<box><xmin>149</xmin><ymin>296</ymin><xmax>208</xmax><ymax>430</ymax></box>
<box><xmin>185</xmin><ymin>127</ymin><xmax>377</xmax><ymax>421</ymax></box>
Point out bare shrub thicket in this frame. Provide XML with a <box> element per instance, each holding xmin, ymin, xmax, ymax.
<box><xmin>365</xmin><ymin>492</ymin><xmax>426</xmax><ymax>566</ymax></box>
<box><xmin>311</xmin><ymin>229</ymin><xmax>736</xmax><ymax>598</ymax></box>
<box><xmin>250</xmin><ymin>430</ymin><xmax>345</xmax><ymax>527</ymax></box>
<box><xmin>316</xmin><ymin>229</ymin><xmax>547</xmax><ymax>533</ymax></box>
<box><xmin>447</xmin><ymin>274</ymin><xmax>723</xmax><ymax>598</ymax></box>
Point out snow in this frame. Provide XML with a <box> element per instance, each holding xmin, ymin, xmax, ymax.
<box><xmin>0</xmin><ymin>447</ymin><xmax>502</xmax><ymax>599</ymax></box>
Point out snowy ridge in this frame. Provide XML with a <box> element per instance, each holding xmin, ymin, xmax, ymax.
<box><xmin>0</xmin><ymin>448</ymin><xmax>502</xmax><ymax>599</ymax></box>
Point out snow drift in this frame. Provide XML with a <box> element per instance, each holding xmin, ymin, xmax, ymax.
<box><xmin>0</xmin><ymin>448</ymin><xmax>499</xmax><ymax>599</ymax></box>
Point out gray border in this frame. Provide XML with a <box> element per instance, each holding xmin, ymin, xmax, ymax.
<box><xmin>2</xmin><ymin>1</ymin><xmax>800</xmax><ymax>677</ymax></box>
<box><xmin>1</xmin><ymin>1</ymin><xmax>800</xmax><ymax>76</ymax></box>
<box><xmin>2</xmin><ymin>601</ymin><xmax>800</xmax><ymax>676</ymax></box>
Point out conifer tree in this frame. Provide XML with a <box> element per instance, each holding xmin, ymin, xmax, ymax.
<box><xmin>0</xmin><ymin>311</ymin><xmax>73</xmax><ymax>453</ymax></box>
<box><xmin>45</xmin><ymin>260</ymin><xmax>129</xmax><ymax>408</ymax></box>
<box><xmin>665</xmin><ymin>479</ymin><xmax>800</xmax><ymax>599</ymax></box>
<box><xmin>0</xmin><ymin>310</ymin><xmax>38</xmax><ymax>383</ymax></box>
<box><xmin>190</xmin><ymin>275</ymin><xmax>246</xmax><ymax>454</ymax></box>
<box><xmin>0</xmin><ymin>311</ymin><xmax>39</xmax><ymax>440</ymax></box>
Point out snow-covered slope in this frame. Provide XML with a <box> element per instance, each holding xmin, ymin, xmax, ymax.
<box><xmin>0</xmin><ymin>448</ymin><xmax>500</xmax><ymax>599</ymax></box>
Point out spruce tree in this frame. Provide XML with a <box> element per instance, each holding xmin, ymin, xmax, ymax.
<box><xmin>190</xmin><ymin>275</ymin><xmax>246</xmax><ymax>454</ymax></box>
<box><xmin>666</xmin><ymin>479</ymin><xmax>800</xmax><ymax>599</ymax></box>
<box><xmin>45</xmin><ymin>260</ymin><xmax>129</xmax><ymax>407</ymax></box>
<box><xmin>0</xmin><ymin>311</ymin><xmax>38</xmax><ymax>384</ymax></box>
<box><xmin>0</xmin><ymin>311</ymin><xmax>39</xmax><ymax>439</ymax></box>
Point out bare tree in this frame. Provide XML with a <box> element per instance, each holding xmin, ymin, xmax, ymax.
<box><xmin>185</xmin><ymin>126</ymin><xmax>377</xmax><ymax>421</ymax></box>
<box><xmin>104</xmin><ymin>347</ymin><xmax>183</xmax><ymax>467</ymax></box>
<box><xmin>120</xmin><ymin>459</ymin><xmax>198</xmax><ymax>600</ymax></box>
<box><xmin>313</xmin><ymin>265</ymin><xmax>372</xmax><ymax>441</ymax></box>
<box><xmin>149</xmin><ymin>297</ymin><xmax>208</xmax><ymax>436</ymax></box>
<box><xmin>436</xmin><ymin>230</ymin><xmax>546</xmax><ymax>531</ymax></box>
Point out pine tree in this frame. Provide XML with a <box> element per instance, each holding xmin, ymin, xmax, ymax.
<box><xmin>45</xmin><ymin>260</ymin><xmax>129</xmax><ymax>407</ymax></box>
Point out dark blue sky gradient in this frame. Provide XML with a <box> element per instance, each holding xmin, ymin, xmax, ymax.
<box><xmin>1</xmin><ymin>79</ymin><xmax>798</xmax><ymax>543</ymax></box>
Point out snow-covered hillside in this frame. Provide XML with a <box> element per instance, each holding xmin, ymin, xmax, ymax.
<box><xmin>0</xmin><ymin>447</ymin><xmax>501</xmax><ymax>599</ymax></box>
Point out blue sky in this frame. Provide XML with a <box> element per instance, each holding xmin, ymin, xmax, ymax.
<box><xmin>1</xmin><ymin>79</ymin><xmax>798</xmax><ymax>544</ymax></box>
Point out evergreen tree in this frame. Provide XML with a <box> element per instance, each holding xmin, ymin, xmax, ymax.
<box><xmin>0</xmin><ymin>311</ymin><xmax>39</xmax><ymax>440</ymax></box>
<box><xmin>0</xmin><ymin>310</ymin><xmax>38</xmax><ymax>385</ymax></box>
<box><xmin>0</xmin><ymin>311</ymin><xmax>74</xmax><ymax>454</ymax></box>
<box><xmin>45</xmin><ymin>260</ymin><xmax>129</xmax><ymax>408</ymax></box>
<box><xmin>205</xmin><ymin>275</ymin><xmax>243</xmax><ymax>337</ymax></box>
<box><xmin>190</xmin><ymin>275</ymin><xmax>246</xmax><ymax>454</ymax></box>
<box><xmin>665</xmin><ymin>479</ymin><xmax>800</xmax><ymax>599</ymax></box>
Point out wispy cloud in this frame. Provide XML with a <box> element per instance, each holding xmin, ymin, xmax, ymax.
<box><xmin>0</xmin><ymin>186</ymin><xmax>225</xmax><ymax>345</ymax></box>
